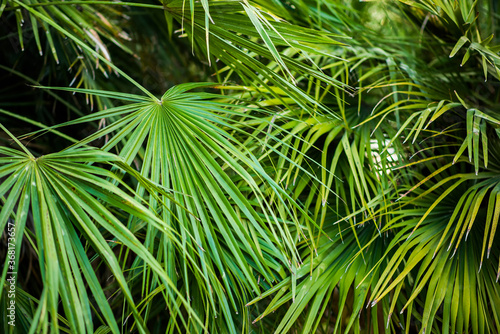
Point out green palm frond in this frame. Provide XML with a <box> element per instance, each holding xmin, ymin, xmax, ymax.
<box><xmin>0</xmin><ymin>144</ymin><xmax>212</xmax><ymax>333</ymax></box>
<box><xmin>20</xmin><ymin>82</ymin><xmax>334</xmax><ymax>332</ymax></box>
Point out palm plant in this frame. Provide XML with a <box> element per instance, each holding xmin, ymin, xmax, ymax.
<box><xmin>1</xmin><ymin>0</ymin><xmax>499</xmax><ymax>333</ymax></box>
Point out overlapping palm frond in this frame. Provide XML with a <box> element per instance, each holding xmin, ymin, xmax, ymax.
<box><xmin>1</xmin><ymin>0</ymin><xmax>500</xmax><ymax>333</ymax></box>
<box><xmin>237</xmin><ymin>0</ymin><xmax>500</xmax><ymax>333</ymax></box>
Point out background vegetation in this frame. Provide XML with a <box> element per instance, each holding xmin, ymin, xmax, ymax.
<box><xmin>1</xmin><ymin>0</ymin><xmax>499</xmax><ymax>333</ymax></box>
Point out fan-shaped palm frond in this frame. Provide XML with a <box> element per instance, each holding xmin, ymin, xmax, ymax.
<box><xmin>0</xmin><ymin>142</ymin><xmax>211</xmax><ymax>333</ymax></box>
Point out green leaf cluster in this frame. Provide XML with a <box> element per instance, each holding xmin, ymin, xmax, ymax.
<box><xmin>0</xmin><ymin>0</ymin><xmax>499</xmax><ymax>333</ymax></box>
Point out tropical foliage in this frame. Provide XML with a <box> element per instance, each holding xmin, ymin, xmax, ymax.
<box><xmin>1</xmin><ymin>0</ymin><xmax>499</xmax><ymax>333</ymax></box>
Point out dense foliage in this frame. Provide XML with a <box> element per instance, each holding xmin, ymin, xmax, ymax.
<box><xmin>1</xmin><ymin>0</ymin><xmax>499</xmax><ymax>333</ymax></box>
